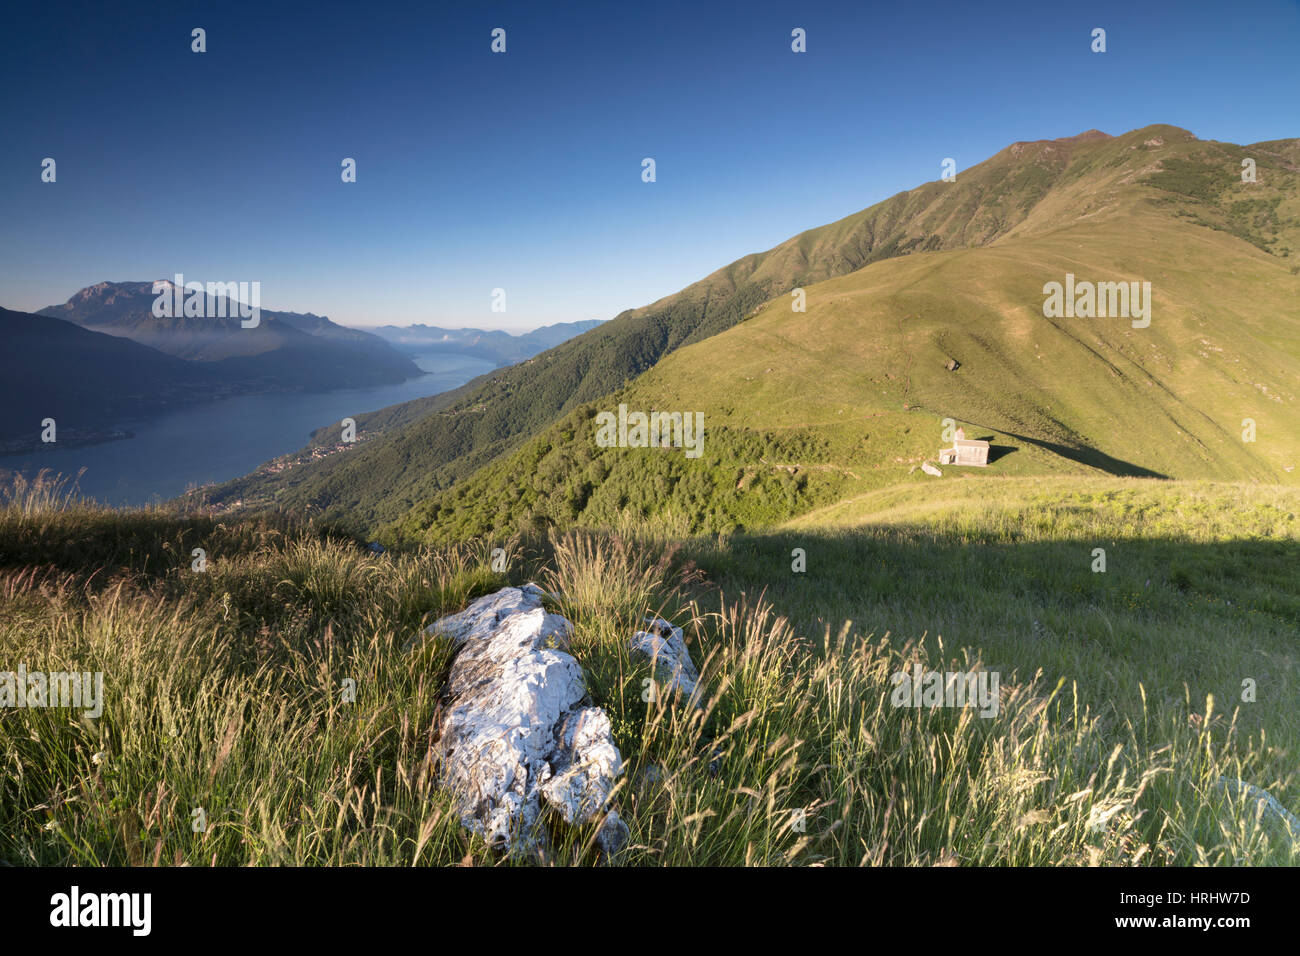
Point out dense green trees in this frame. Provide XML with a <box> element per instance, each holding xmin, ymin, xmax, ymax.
<box><xmin>384</xmin><ymin>402</ymin><xmax>848</xmax><ymax>545</ymax></box>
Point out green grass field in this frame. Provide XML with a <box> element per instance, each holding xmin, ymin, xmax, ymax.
<box><xmin>3</xmin><ymin>473</ymin><xmax>1296</xmax><ymax>866</ymax></box>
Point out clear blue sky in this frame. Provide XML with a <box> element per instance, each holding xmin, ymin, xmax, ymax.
<box><xmin>2</xmin><ymin>0</ymin><xmax>1297</xmax><ymax>330</ymax></box>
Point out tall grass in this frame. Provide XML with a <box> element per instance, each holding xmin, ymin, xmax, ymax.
<box><xmin>1</xmin><ymin>474</ymin><xmax>1295</xmax><ymax>865</ymax></box>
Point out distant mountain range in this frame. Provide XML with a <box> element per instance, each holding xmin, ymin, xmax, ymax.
<box><xmin>366</xmin><ymin>320</ymin><xmax>604</xmax><ymax>365</ymax></box>
<box><xmin>1</xmin><ymin>283</ymin><xmax>596</xmax><ymax>450</ymax></box>
<box><xmin>38</xmin><ymin>281</ymin><xmax>418</xmax><ymax>387</ymax></box>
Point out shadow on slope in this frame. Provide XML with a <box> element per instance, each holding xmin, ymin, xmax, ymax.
<box><xmin>678</xmin><ymin>523</ymin><xmax>1298</xmax><ymax>758</ymax></box>
<box><xmin>967</xmin><ymin>425</ymin><xmax>1168</xmax><ymax>478</ymax></box>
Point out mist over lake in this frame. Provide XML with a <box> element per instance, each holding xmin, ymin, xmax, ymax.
<box><xmin>0</xmin><ymin>351</ymin><xmax>496</xmax><ymax>507</ymax></box>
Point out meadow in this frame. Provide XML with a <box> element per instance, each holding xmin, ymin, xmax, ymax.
<box><xmin>2</xmin><ymin>472</ymin><xmax>1296</xmax><ymax>866</ymax></box>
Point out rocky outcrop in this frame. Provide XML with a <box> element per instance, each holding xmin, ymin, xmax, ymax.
<box><xmin>630</xmin><ymin>616</ymin><xmax>701</xmax><ymax>704</ymax></box>
<box><xmin>425</xmin><ymin>585</ymin><xmax>628</xmax><ymax>856</ymax></box>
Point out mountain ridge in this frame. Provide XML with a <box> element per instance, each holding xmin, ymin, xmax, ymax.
<box><xmin>0</xmin><ymin>306</ymin><xmax>220</xmax><ymax>446</ymax></box>
<box><xmin>191</xmin><ymin>125</ymin><xmax>1300</xmax><ymax>533</ymax></box>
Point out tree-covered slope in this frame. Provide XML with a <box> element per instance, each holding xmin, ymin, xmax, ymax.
<box><xmin>0</xmin><ymin>307</ymin><xmax>216</xmax><ymax>444</ymax></box>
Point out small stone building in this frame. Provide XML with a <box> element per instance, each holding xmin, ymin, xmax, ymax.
<box><xmin>939</xmin><ymin>438</ymin><xmax>990</xmax><ymax>466</ymax></box>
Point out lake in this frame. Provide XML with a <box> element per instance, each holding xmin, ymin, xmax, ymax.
<box><xmin>0</xmin><ymin>351</ymin><xmax>498</xmax><ymax>506</ymax></box>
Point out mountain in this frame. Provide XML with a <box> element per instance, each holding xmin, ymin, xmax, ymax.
<box><xmin>194</xmin><ymin>125</ymin><xmax>1300</xmax><ymax>535</ymax></box>
<box><xmin>39</xmin><ymin>281</ymin><xmax>420</xmax><ymax>388</ymax></box>
<box><xmin>367</xmin><ymin>320</ymin><xmax>604</xmax><ymax>365</ymax></box>
<box><xmin>0</xmin><ymin>307</ymin><xmax>218</xmax><ymax>447</ymax></box>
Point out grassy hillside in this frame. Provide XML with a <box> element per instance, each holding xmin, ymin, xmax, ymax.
<box><xmin>3</xmin><ymin>476</ymin><xmax>1295</xmax><ymax>865</ymax></box>
<box><xmin>190</xmin><ymin>124</ymin><xmax>1295</xmax><ymax>530</ymax></box>
<box><xmin>391</xmin><ymin>161</ymin><xmax>1299</xmax><ymax>544</ymax></box>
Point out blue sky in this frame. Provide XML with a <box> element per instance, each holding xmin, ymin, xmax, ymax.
<box><xmin>1</xmin><ymin>0</ymin><xmax>1297</xmax><ymax>330</ymax></box>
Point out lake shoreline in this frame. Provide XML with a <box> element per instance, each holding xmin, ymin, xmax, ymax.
<box><xmin>0</xmin><ymin>352</ymin><xmax>498</xmax><ymax>508</ymax></box>
<box><xmin>0</xmin><ymin>427</ymin><xmax>136</xmax><ymax>457</ymax></box>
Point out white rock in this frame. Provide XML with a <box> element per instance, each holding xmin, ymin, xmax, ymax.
<box><xmin>631</xmin><ymin>616</ymin><xmax>701</xmax><ymax>704</ymax></box>
<box><xmin>429</xmin><ymin>587</ymin><xmax>628</xmax><ymax>856</ymax></box>
<box><xmin>538</xmin><ymin>706</ymin><xmax>626</xmax><ymax>848</ymax></box>
<box><xmin>921</xmin><ymin>462</ymin><xmax>942</xmax><ymax>477</ymax></box>
<box><xmin>424</xmin><ymin>583</ymin><xmax>548</xmax><ymax>648</ymax></box>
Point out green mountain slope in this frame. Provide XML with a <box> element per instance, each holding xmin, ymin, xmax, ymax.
<box><xmin>389</xmin><ymin>129</ymin><xmax>1300</xmax><ymax>543</ymax></box>
<box><xmin>0</xmin><ymin>307</ymin><xmax>217</xmax><ymax>445</ymax></box>
<box><xmin>203</xmin><ymin>125</ymin><xmax>1300</xmax><ymax>535</ymax></box>
<box><xmin>197</xmin><ymin>126</ymin><xmax>1225</xmax><ymax>525</ymax></box>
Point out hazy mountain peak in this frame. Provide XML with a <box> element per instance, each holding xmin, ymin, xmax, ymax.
<box><xmin>32</xmin><ymin>281</ymin><xmax>420</xmax><ymax>385</ymax></box>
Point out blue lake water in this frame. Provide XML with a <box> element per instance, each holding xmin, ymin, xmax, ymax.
<box><xmin>0</xmin><ymin>351</ymin><xmax>497</xmax><ymax>507</ymax></box>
